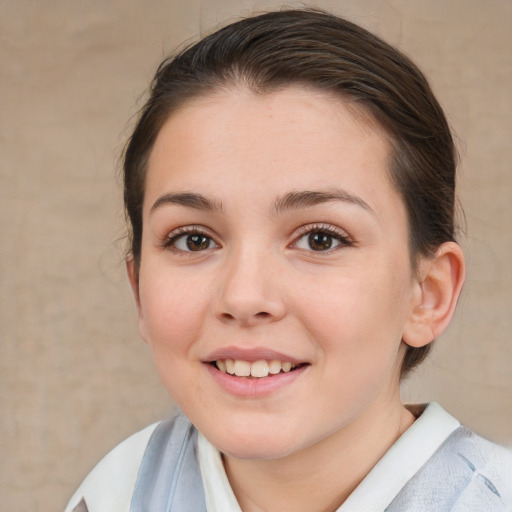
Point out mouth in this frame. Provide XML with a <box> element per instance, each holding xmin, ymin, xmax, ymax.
<box><xmin>210</xmin><ymin>359</ymin><xmax>307</xmax><ymax>378</ymax></box>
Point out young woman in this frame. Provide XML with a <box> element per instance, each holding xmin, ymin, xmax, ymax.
<box><xmin>65</xmin><ymin>9</ymin><xmax>512</xmax><ymax>512</ymax></box>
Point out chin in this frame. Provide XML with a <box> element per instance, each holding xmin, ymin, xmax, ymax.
<box><xmin>221</xmin><ymin>444</ymin><xmax>295</xmax><ymax>461</ymax></box>
<box><xmin>209</xmin><ymin>427</ymin><xmax>303</xmax><ymax>461</ymax></box>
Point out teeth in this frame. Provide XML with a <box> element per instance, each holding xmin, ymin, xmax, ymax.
<box><xmin>225</xmin><ymin>359</ymin><xmax>235</xmax><ymax>374</ymax></box>
<box><xmin>251</xmin><ymin>360</ymin><xmax>269</xmax><ymax>378</ymax></box>
<box><xmin>268</xmin><ymin>360</ymin><xmax>282</xmax><ymax>374</ymax></box>
<box><xmin>282</xmin><ymin>361</ymin><xmax>292</xmax><ymax>372</ymax></box>
<box><xmin>215</xmin><ymin>359</ymin><xmax>298</xmax><ymax>378</ymax></box>
<box><xmin>234</xmin><ymin>360</ymin><xmax>251</xmax><ymax>377</ymax></box>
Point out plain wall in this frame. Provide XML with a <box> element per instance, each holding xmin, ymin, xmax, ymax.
<box><xmin>1</xmin><ymin>1</ymin><xmax>510</xmax><ymax>510</ymax></box>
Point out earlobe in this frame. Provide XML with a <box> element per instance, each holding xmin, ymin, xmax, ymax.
<box><xmin>402</xmin><ymin>242</ymin><xmax>465</xmax><ymax>348</ymax></box>
<box><xmin>126</xmin><ymin>255</ymin><xmax>141</xmax><ymax>308</ymax></box>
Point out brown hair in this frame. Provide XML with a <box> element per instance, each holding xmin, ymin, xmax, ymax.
<box><xmin>123</xmin><ymin>9</ymin><xmax>458</xmax><ymax>377</ymax></box>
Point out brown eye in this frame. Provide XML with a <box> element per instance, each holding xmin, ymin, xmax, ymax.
<box><xmin>169</xmin><ymin>232</ymin><xmax>218</xmax><ymax>252</ymax></box>
<box><xmin>186</xmin><ymin>234</ymin><xmax>211</xmax><ymax>251</ymax></box>
<box><xmin>294</xmin><ymin>226</ymin><xmax>352</xmax><ymax>253</ymax></box>
<box><xmin>308</xmin><ymin>232</ymin><xmax>333</xmax><ymax>251</ymax></box>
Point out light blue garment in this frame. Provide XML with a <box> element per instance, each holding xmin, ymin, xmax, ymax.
<box><xmin>129</xmin><ymin>414</ymin><xmax>205</xmax><ymax>512</ymax></box>
<box><xmin>387</xmin><ymin>427</ymin><xmax>512</xmax><ymax>511</ymax></box>
<box><xmin>128</xmin><ymin>411</ymin><xmax>512</xmax><ymax>512</ymax></box>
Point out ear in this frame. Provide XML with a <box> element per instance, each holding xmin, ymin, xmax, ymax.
<box><xmin>126</xmin><ymin>255</ymin><xmax>149</xmax><ymax>343</ymax></box>
<box><xmin>402</xmin><ymin>241</ymin><xmax>465</xmax><ymax>348</ymax></box>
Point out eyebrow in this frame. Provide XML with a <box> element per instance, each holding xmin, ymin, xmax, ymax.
<box><xmin>150</xmin><ymin>192</ymin><xmax>223</xmax><ymax>215</ymax></box>
<box><xmin>272</xmin><ymin>189</ymin><xmax>374</xmax><ymax>215</ymax></box>
<box><xmin>149</xmin><ymin>189</ymin><xmax>373</xmax><ymax>217</ymax></box>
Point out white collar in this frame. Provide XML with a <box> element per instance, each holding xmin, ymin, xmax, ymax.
<box><xmin>197</xmin><ymin>402</ymin><xmax>460</xmax><ymax>512</ymax></box>
<box><xmin>337</xmin><ymin>402</ymin><xmax>460</xmax><ymax>511</ymax></box>
<box><xmin>198</xmin><ymin>430</ymin><xmax>242</xmax><ymax>512</ymax></box>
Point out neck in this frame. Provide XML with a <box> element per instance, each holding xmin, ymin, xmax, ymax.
<box><xmin>223</xmin><ymin>398</ymin><xmax>415</xmax><ymax>512</ymax></box>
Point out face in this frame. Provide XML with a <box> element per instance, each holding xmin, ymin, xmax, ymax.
<box><xmin>131</xmin><ymin>87</ymin><xmax>420</xmax><ymax>460</ymax></box>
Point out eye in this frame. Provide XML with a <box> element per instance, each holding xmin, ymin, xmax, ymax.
<box><xmin>293</xmin><ymin>225</ymin><xmax>352</xmax><ymax>252</ymax></box>
<box><xmin>163</xmin><ymin>227</ymin><xmax>219</xmax><ymax>253</ymax></box>
<box><xmin>174</xmin><ymin>233</ymin><xmax>215</xmax><ymax>251</ymax></box>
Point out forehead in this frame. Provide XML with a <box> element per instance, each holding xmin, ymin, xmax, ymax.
<box><xmin>145</xmin><ymin>86</ymin><xmax>399</xmax><ymax>215</ymax></box>
<box><xmin>155</xmin><ymin>85</ymin><xmax>388</xmax><ymax>148</ymax></box>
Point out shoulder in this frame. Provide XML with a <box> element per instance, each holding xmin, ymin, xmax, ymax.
<box><xmin>392</xmin><ymin>414</ymin><xmax>512</xmax><ymax>511</ymax></box>
<box><xmin>441</xmin><ymin>426</ymin><xmax>512</xmax><ymax>507</ymax></box>
<box><xmin>64</xmin><ymin>422</ymin><xmax>158</xmax><ymax>512</ymax></box>
<box><xmin>64</xmin><ymin>413</ymin><xmax>193</xmax><ymax>512</ymax></box>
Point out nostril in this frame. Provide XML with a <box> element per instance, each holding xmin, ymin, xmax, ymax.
<box><xmin>255</xmin><ymin>312</ymin><xmax>271</xmax><ymax>319</ymax></box>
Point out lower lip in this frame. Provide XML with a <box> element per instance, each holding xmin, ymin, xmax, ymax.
<box><xmin>205</xmin><ymin>363</ymin><xmax>309</xmax><ymax>398</ymax></box>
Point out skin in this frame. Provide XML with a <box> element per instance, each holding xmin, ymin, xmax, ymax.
<box><xmin>127</xmin><ymin>86</ymin><xmax>465</xmax><ymax>512</ymax></box>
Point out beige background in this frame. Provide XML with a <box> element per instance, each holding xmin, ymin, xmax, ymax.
<box><xmin>1</xmin><ymin>1</ymin><xmax>511</xmax><ymax>510</ymax></box>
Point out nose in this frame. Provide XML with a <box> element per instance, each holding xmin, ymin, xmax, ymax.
<box><xmin>213</xmin><ymin>246</ymin><xmax>286</xmax><ymax>327</ymax></box>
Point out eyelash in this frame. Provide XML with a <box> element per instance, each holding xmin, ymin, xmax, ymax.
<box><xmin>160</xmin><ymin>223</ymin><xmax>353</xmax><ymax>255</ymax></box>
<box><xmin>291</xmin><ymin>223</ymin><xmax>353</xmax><ymax>253</ymax></box>
<box><xmin>160</xmin><ymin>226</ymin><xmax>219</xmax><ymax>253</ymax></box>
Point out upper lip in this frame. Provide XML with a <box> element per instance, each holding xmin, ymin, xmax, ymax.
<box><xmin>203</xmin><ymin>346</ymin><xmax>305</xmax><ymax>364</ymax></box>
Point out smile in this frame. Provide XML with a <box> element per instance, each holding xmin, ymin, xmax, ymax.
<box><xmin>206</xmin><ymin>358</ymin><xmax>309</xmax><ymax>398</ymax></box>
<box><xmin>214</xmin><ymin>359</ymin><xmax>299</xmax><ymax>378</ymax></box>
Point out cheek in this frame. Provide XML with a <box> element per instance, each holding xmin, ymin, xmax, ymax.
<box><xmin>293</xmin><ymin>262</ymin><xmax>411</xmax><ymax>356</ymax></box>
<box><xmin>138</xmin><ymin>272</ymin><xmax>210</xmax><ymax>406</ymax></box>
<box><xmin>138</xmin><ymin>267</ymin><xmax>209</xmax><ymax>353</ymax></box>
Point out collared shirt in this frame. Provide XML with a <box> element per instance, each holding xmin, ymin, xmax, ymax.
<box><xmin>65</xmin><ymin>403</ymin><xmax>512</xmax><ymax>512</ymax></box>
<box><xmin>197</xmin><ymin>402</ymin><xmax>460</xmax><ymax>512</ymax></box>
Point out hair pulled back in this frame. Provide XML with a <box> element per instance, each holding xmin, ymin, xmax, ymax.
<box><xmin>123</xmin><ymin>9</ymin><xmax>458</xmax><ymax>377</ymax></box>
